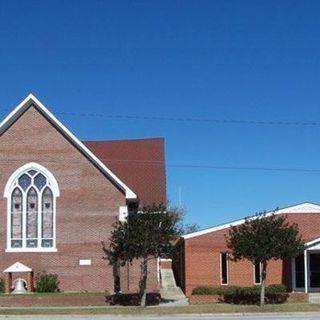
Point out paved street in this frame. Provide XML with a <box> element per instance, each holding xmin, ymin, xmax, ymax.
<box><xmin>1</xmin><ymin>314</ymin><xmax>320</xmax><ymax>320</ymax></box>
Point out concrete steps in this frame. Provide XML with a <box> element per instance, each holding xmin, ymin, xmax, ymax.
<box><xmin>159</xmin><ymin>269</ymin><xmax>189</xmax><ymax>306</ymax></box>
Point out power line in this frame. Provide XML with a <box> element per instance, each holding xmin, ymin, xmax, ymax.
<box><xmin>53</xmin><ymin>111</ymin><xmax>320</xmax><ymax>127</ymax></box>
<box><xmin>0</xmin><ymin>157</ymin><xmax>320</xmax><ymax>173</ymax></box>
<box><xmin>1</xmin><ymin>107</ymin><xmax>319</xmax><ymax>127</ymax></box>
<box><xmin>92</xmin><ymin>158</ymin><xmax>320</xmax><ymax>173</ymax></box>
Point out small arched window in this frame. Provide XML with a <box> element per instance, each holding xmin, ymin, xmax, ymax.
<box><xmin>4</xmin><ymin>163</ymin><xmax>59</xmax><ymax>252</ymax></box>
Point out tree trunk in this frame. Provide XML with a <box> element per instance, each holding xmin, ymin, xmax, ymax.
<box><xmin>112</xmin><ymin>258</ymin><xmax>121</xmax><ymax>294</ymax></box>
<box><xmin>260</xmin><ymin>261</ymin><xmax>267</xmax><ymax>306</ymax></box>
<box><xmin>139</xmin><ymin>258</ymin><xmax>148</xmax><ymax>307</ymax></box>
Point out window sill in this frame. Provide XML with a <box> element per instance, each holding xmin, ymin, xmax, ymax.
<box><xmin>5</xmin><ymin>248</ymin><xmax>57</xmax><ymax>253</ymax></box>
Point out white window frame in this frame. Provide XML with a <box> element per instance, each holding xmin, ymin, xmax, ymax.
<box><xmin>4</xmin><ymin>163</ymin><xmax>59</xmax><ymax>253</ymax></box>
<box><xmin>253</xmin><ymin>261</ymin><xmax>262</xmax><ymax>285</ymax></box>
<box><xmin>220</xmin><ymin>252</ymin><xmax>228</xmax><ymax>285</ymax></box>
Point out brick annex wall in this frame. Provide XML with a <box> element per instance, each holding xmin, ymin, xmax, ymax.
<box><xmin>0</xmin><ymin>106</ymin><xmax>158</xmax><ymax>293</ymax></box>
<box><xmin>182</xmin><ymin>213</ymin><xmax>320</xmax><ymax>297</ymax></box>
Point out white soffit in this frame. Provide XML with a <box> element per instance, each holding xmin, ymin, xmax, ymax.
<box><xmin>305</xmin><ymin>237</ymin><xmax>320</xmax><ymax>249</ymax></box>
<box><xmin>4</xmin><ymin>262</ymin><xmax>32</xmax><ymax>273</ymax></box>
<box><xmin>183</xmin><ymin>202</ymin><xmax>320</xmax><ymax>240</ymax></box>
<box><xmin>0</xmin><ymin>94</ymin><xmax>137</xmax><ymax>200</ymax></box>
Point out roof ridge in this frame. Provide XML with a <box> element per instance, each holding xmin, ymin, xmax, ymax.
<box><xmin>83</xmin><ymin>137</ymin><xmax>164</xmax><ymax>143</ymax></box>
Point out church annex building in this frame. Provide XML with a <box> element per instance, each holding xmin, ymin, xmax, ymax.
<box><xmin>175</xmin><ymin>202</ymin><xmax>320</xmax><ymax>297</ymax></box>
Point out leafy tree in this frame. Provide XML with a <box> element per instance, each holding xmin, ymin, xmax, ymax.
<box><xmin>226</xmin><ymin>211</ymin><xmax>304</xmax><ymax>306</ymax></box>
<box><xmin>102</xmin><ymin>224</ymin><xmax>128</xmax><ymax>294</ymax></box>
<box><xmin>104</xmin><ymin>204</ymin><xmax>180</xmax><ymax>307</ymax></box>
<box><xmin>171</xmin><ymin>206</ymin><xmax>200</xmax><ymax>236</ymax></box>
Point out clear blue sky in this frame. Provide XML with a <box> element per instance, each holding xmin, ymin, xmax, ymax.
<box><xmin>1</xmin><ymin>0</ymin><xmax>320</xmax><ymax>229</ymax></box>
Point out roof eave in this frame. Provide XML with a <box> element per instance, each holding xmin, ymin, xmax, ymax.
<box><xmin>183</xmin><ymin>202</ymin><xmax>320</xmax><ymax>240</ymax></box>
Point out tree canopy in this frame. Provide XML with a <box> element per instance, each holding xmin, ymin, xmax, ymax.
<box><xmin>227</xmin><ymin>211</ymin><xmax>304</xmax><ymax>306</ymax></box>
<box><xmin>103</xmin><ymin>204</ymin><xmax>182</xmax><ymax>306</ymax></box>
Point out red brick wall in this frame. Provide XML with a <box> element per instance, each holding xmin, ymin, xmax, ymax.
<box><xmin>160</xmin><ymin>259</ymin><xmax>172</xmax><ymax>269</ymax></box>
<box><xmin>0</xmin><ymin>293</ymin><xmax>108</xmax><ymax>307</ymax></box>
<box><xmin>0</xmin><ymin>106</ymin><xmax>158</xmax><ymax>293</ymax></box>
<box><xmin>189</xmin><ymin>295</ymin><xmax>220</xmax><ymax>304</ymax></box>
<box><xmin>182</xmin><ymin>212</ymin><xmax>320</xmax><ymax>296</ymax></box>
<box><xmin>120</xmin><ymin>258</ymin><xmax>158</xmax><ymax>293</ymax></box>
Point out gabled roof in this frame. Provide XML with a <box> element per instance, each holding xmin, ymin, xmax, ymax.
<box><xmin>84</xmin><ymin>138</ymin><xmax>166</xmax><ymax>206</ymax></box>
<box><xmin>0</xmin><ymin>94</ymin><xmax>137</xmax><ymax>200</ymax></box>
<box><xmin>183</xmin><ymin>202</ymin><xmax>320</xmax><ymax>240</ymax></box>
<box><xmin>4</xmin><ymin>262</ymin><xmax>32</xmax><ymax>273</ymax></box>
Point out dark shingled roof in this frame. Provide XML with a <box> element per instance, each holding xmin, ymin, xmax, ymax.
<box><xmin>83</xmin><ymin>138</ymin><xmax>166</xmax><ymax>206</ymax></box>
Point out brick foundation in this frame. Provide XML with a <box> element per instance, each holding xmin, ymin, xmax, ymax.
<box><xmin>189</xmin><ymin>295</ymin><xmax>220</xmax><ymax>304</ymax></box>
<box><xmin>287</xmin><ymin>292</ymin><xmax>308</xmax><ymax>303</ymax></box>
<box><xmin>0</xmin><ymin>293</ymin><xmax>108</xmax><ymax>307</ymax></box>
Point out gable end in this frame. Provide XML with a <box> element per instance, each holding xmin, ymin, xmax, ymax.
<box><xmin>0</xmin><ymin>94</ymin><xmax>137</xmax><ymax>200</ymax></box>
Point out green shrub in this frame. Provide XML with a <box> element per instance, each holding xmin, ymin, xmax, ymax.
<box><xmin>222</xmin><ymin>286</ymin><xmax>260</xmax><ymax>304</ymax></box>
<box><xmin>192</xmin><ymin>284</ymin><xmax>288</xmax><ymax>304</ymax></box>
<box><xmin>36</xmin><ymin>271</ymin><xmax>60</xmax><ymax>293</ymax></box>
<box><xmin>0</xmin><ymin>278</ymin><xmax>4</xmax><ymax>293</ymax></box>
<box><xmin>265</xmin><ymin>284</ymin><xmax>287</xmax><ymax>294</ymax></box>
<box><xmin>106</xmin><ymin>293</ymin><xmax>161</xmax><ymax>306</ymax></box>
<box><xmin>222</xmin><ymin>285</ymin><xmax>288</xmax><ymax>304</ymax></box>
<box><xmin>192</xmin><ymin>286</ymin><xmax>220</xmax><ymax>295</ymax></box>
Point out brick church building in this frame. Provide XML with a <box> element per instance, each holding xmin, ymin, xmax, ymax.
<box><xmin>175</xmin><ymin>203</ymin><xmax>320</xmax><ymax>297</ymax></box>
<box><xmin>0</xmin><ymin>94</ymin><xmax>166</xmax><ymax>293</ymax></box>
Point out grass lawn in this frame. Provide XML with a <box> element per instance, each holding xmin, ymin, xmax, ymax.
<box><xmin>0</xmin><ymin>303</ymin><xmax>320</xmax><ymax>315</ymax></box>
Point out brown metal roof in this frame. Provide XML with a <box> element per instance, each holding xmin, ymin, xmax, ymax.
<box><xmin>83</xmin><ymin>138</ymin><xmax>166</xmax><ymax>206</ymax></box>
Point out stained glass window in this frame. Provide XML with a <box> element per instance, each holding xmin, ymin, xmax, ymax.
<box><xmin>18</xmin><ymin>174</ymin><xmax>31</xmax><ymax>191</ymax></box>
<box><xmin>26</xmin><ymin>187</ymin><xmax>38</xmax><ymax>248</ymax></box>
<box><xmin>8</xmin><ymin>166</ymin><xmax>57</xmax><ymax>250</ymax></box>
<box><xmin>34</xmin><ymin>173</ymin><xmax>47</xmax><ymax>191</ymax></box>
<box><xmin>42</xmin><ymin>187</ymin><xmax>53</xmax><ymax>241</ymax></box>
<box><xmin>11</xmin><ymin>188</ymin><xmax>22</xmax><ymax>246</ymax></box>
<box><xmin>28</xmin><ymin>170</ymin><xmax>37</xmax><ymax>176</ymax></box>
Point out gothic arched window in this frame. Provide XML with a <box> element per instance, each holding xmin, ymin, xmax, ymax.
<box><xmin>5</xmin><ymin>163</ymin><xmax>59</xmax><ymax>252</ymax></box>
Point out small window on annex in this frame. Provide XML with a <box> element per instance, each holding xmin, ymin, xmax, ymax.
<box><xmin>254</xmin><ymin>261</ymin><xmax>261</xmax><ymax>284</ymax></box>
<box><xmin>220</xmin><ymin>252</ymin><xmax>228</xmax><ymax>285</ymax></box>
